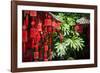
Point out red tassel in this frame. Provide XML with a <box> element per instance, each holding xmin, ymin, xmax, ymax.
<box><xmin>44</xmin><ymin>52</ymin><xmax>47</xmax><ymax>58</ymax></box>
<box><xmin>30</xmin><ymin>28</ymin><xmax>34</xmax><ymax>39</ymax></box>
<box><xmin>44</xmin><ymin>45</ymin><xmax>48</xmax><ymax>52</ymax></box>
<box><xmin>44</xmin><ymin>41</ymin><xmax>48</xmax><ymax>45</ymax></box>
<box><xmin>49</xmin><ymin>55</ymin><xmax>52</xmax><ymax>60</ymax></box>
<box><xmin>49</xmin><ymin>49</ymin><xmax>52</xmax><ymax>55</ymax></box>
<box><xmin>44</xmin><ymin>59</ymin><xmax>48</xmax><ymax>61</ymax></box>
<box><xmin>22</xmin><ymin>30</ymin><xmax>27</xmax><ymax>42</ymax></box>
<box><xmin>34</xmin><ymin>52</ymin><xmax>39</xmax><ymax>59</ymax></box>
<box><xmin>36</xmin><ymin>33</ymin><xmax>41</xmax><ymax>43</ymax></box>
<box><xmin>45</xmin><ymin>12</ymin><xmax>48</xmax><ymax>17</ymax></box>
<box><xmin>32</xmin><ymin>40</ymin><xmax>34</xmax><ymax>48</ymax></box>
<box><xmin>24</xmin><ymin>15</ymin><xmax>28</xmax><ymax>26</ymax></box>
<box><xmin>35</xmin><ymin>44</ymin><xmax>39</xmax><ymax>51</ymax></box>
<box><xmin>49</xmin><ymin>49</ymin><xmax>52</xmax><ymax>60</ymax></box>
<box><xmin>44</xmin><ymin>52</ymin><xmax>48</xmax><ymax>61</ymax></box>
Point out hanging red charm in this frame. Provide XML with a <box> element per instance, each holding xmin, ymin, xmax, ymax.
<box><xmin>31</xmin><ymin>18</ymin><xmax>36</xmax><ymax>27</ymax></box>
<box><xmin>52</xmin><ymin>21</ymin><xmax>57</xmax><ymax>27</ymax></box>
<box><xmin>30</xmin><ymin>11</ymin><xmax>37</xmax><ymax>16</ymax></box>
<box><xmin>44</xmin><ymin>19</ymin><xmax>52</xmax><ymax>26</ymax></box>
<box><xmin>22</xmin><ymin>24</ymin><xmax>27</xmax><ymax>30</ymax></box>
<box><xmin>37</xmin><ymin>22</ymin><xmax>42</xmax><ymax>32</ymax></box>
<box><xmin>24</xmin><ymin>15</ymin><xmax>29</xmax><ymax>26</ymax></box>
<box><xmin>30</xmin><ymin>28</ymin><xmax>38</xmax><ymax>39</ymax></box>
<box><xmin>30</xmin><ymin>28</ymin><xmax>35</xmax><ymax>39</ymax></box>
<box><xmin>44</xmin><ymin>52</ymin><xmax>48</xmax><ymax>61</ymax></box>
<box><xmin>47</xmin><ymin>15</ymin><xmax>52</xmax><ymax>19</ymax></box>
<box><xmin>74</xmin><ymin>24</ymin><xmax>83</xmax><ymax>33</ymax></box>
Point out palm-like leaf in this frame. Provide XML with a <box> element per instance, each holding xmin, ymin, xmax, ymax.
<box><xmin>54</xmin><ymin>42</ymin><xmax>67</xmax><ymax>57</ymax></box>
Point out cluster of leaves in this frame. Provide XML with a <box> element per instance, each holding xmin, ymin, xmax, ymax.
<box><xmin>52</xmin><ymin>12</ymin><xmax>89</xmax><ymax>60</ymax></box>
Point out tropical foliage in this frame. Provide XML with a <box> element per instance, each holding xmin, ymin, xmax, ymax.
<box><xmin>52</xmin><ymin>12</ymin><xmax>90</xmax><ymax>60</ymax></box>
